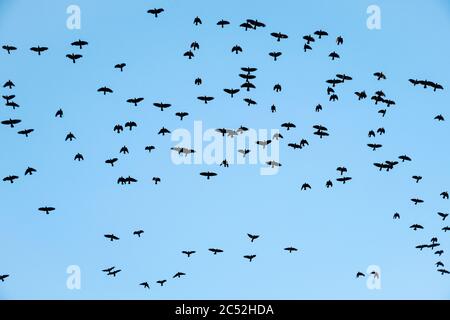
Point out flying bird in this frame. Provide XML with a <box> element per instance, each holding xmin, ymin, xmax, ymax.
<box><xmin>97</xmin><ymin>87</ymin><xmax>113</xmax><ymax>95</ymax></box>
<box><xmin>173</xmin><ymin>272</ymin><xmax>186</xmax><ymax>278</ymax></box>
<box><xmin>224</xmin><ymin>88</ymin><xmax>240</xmax><ymax>97</ymax></box>
<box><xmin>115</xmin><ymin>63</ymin><xmax>126</xmax><ymax>72</ymax></box>
<box><xmin>193</xmin><ymin>16</ymin><xmax>202</xmax><ymax>25</ymax></box>
<box><xmin>65</xmin><ymin>132</ymin><xmax>76</xmax><ymax>141</ymax></box>
<box><xmin>2</xmin><ymin>45</ymin><xmax>16</xmax><ymax>54</ymax></box>
<box><xmin>147</xmin><ymin>8</ymin><xmax>164</xmax><ymax>17</ymax></box>
<box><xmin>244</xmin><ymin>255</ymin><xmax>256</xmax><ymax>262</ymax></box>
<box><xmin>197</xmin><ymin>96</ymin><xmax>214</xmax><ymax>104</ymax></box>
<box><xmin>127</xmin><ymin>97</ymin><xmax>144</xmax><ymax>107</ymax></box>
<box><xmin>410</xmin><ymin>224</ymin><xmax>424</xmax><ymax>231</ymax></box>
<box><xmin>157</xmin><ymin>280</ymin><xmax>167</xmax><ymax>286</ymax></box>
<box><xmin>38</xmin><ymin>207</ymin><xmax>55</xmax><ymax>215</ymax></box>
<box><xmin>269</xmin><ymin>51</ymin><xmax>282</xmax><ymax>61</ymax></box>
<box><xmin>209</xmin><ymin>248</ymin><xmax>223</xmax><ymax>255</ymax></box>
<box><xmin>182</xmin><ymin>250</ymin><xmax>196</xmax><ymax>257</ymax></box>
<box><xmin>71</xmin><ymin>39</ymin><xmax>88</xmax><ymax>49</ymax></box>
<box><xmin>158</xmin><ymin>127</ymin><xmax>171</xmax><ymax>136</ymax></box>
<box><xmin>175</xmin><ymin>112</ymin><xmax>189</xmax><ymax>120</ymax></box>
<box><xmin>0</xmin><ymin>275</ymin><xmax>9</xmax><ymax>282</ymax></box>
<box><xmin>217</xmin><ymin>19</ymin><xmax>230</xmax><ymax>28</ymax></box>
<box><xmin>3</xmin><ymin>175</ymin><xmax>19</xmax><ymax>184</ymax></box>
<box><xmin>374</xmin><ymin>72</ymin><xmax>386</xmax><ymax>80</ymax></box>
<box><xmin>1</xmin><ymin>119</ymin><xmax>21</xmax><ymax>128</ymax></box>
<box><xmin>284</xmin><ymin>247</ymin><xmax>298</xmax><ymax>253</ymax></box>
<box><xmin>133</xmin><ymin>230</ymin><xmax>144</xmax><ymax>238</ymax></box>
<box><xmin>3</xmin><ymin>80</ymin><xmax>15</xmax><ymax>89</ymax></box>
<box><xmin>200</xmin><ymin>172</ymin><xmax>217</xmax><ymax>180</ymax></box>
<box><xmin>140</xmin><ymin>282</ymin><xmax>150</xmax><ymax>289</ymax></box>
<box><xmin>271</xmin><ymin>32</ymin><xmax>288</xmax><ymax>42</ymax></box>
<box><xmin>24</xmin><ymin>167</ymin><xmax>36</xmax><ymax>176</ymax></box>
<box><xmin>18</xmin><ymin>129</ymin><xmax>34</xmax><ymax>137</ymax></box>
<box><xmin>74</xmin><ymin>153</ymin><xmax>84</xmax><ymax>161</ymax></box>
<box><xmin>66</xmin><ymin>53</ymin><xmax>82</xmax><ymax>63</ymax></box>
<box><xmin>437</xmin><ymin>212</ymin><xmax>448</xmax><ymax>221</ymax></box>
<box><xmin>105</xmin><ymin>158</ymin><xmax>118</xmax><ymax>167</ymax></box>
<box><xmin>231</xmin><ymin>45</ymin><xmax>243</xmax><ymax>54</ymax></box>
<box><xmin>30</xmin><ymin>46</ymin><xmax>48</xmax><ymax>55</ymax></box>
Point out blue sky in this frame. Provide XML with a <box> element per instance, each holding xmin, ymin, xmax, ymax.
<box><xmin>0</xmin><ymin>0</ymin><xmax>449</xmax><ymax>299</ymax></box>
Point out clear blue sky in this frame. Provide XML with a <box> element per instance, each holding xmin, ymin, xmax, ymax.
<box><xmin>0</xmin><ymin>0</ymin><xmax>449</xmax><ymax>299</ymax></box>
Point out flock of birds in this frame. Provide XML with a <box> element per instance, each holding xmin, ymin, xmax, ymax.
<box><xmin>1</xmin><ymin>7</ymin><xmax>448</xmax><ymax>293</ymax></box>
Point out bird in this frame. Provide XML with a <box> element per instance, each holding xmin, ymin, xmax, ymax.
<box><xmin>273</xmin><ymin>133</ymin><xmax>283</xmax><ymax>140</ymax></box>
<box><xmin>74</xmin><ymin>153</ymin><xmax>84</xmax><ymax>161</ymax></box>
<box><xmin>38</xmin><ymin>207</ymin><xmax>55</xmax><ymax>215</ymax></box>
<box><xmin>114</xmin><ymin>125</ymin><xmax>124</xmax><ymax>133</ymax></box>
<box><xmin>412</xmin><ymin>175</ymin><xmax>422</xmax><ymax>183</ymax></box>
<box><xmin>244</xmin><ymin>98</ymin><xmax>257</xmax><ymax>106</ymax></box>
<box><xmin>336</xmin><ymin>36</ymin><xmax>344</xmax><ymax>45</ymax></box>
<box><xmin>105</xmin><ymin>158</ymin><xmax>118</xmax><ymax>167</ymax></box>
<box><xmin>355</xmin><ymin>91</ymin><xmax>367</xmax><ymax>100</ymax></box>
<box><xmin>145</xmin><ymin>146</ymin><xmax>155</xmax><ymax>153</ymax></box>
<box><xmin>269</xmin><ymin>52</ymin><xmax>282</xmax><ymax>61</ymax></box>
<box><xmin>284</xmin><ymin>247</ymin><xmax>298</xmax><ymax>253</ymax></box>
<box><xmin>301</xmin><ymin>183</ymin><xmax>311</xmax><ymax>191</ymax></box>
<box><xmin>326</xmin><ymin>180</ymin><xmax>333</xmax><ymax>188</ymax></box>
<box><xmin>65</xmin><ymin>132</ymin><xmax>76</xmax><ymax>141</ymax></box>
<box><xmin>271</xmin><ymin>32</ymin><xmax>288</xmax><ymax>42</ymax></box>
<box><xmin>437</xmin><ymin>269</ymin><xmax>450</xmax><ymax>275</ymax></box>
<box><xmin>247</xmin><ymin>234</ymin><xmax>259</xmax><ymax>242</ymax></box>
<box><xmin>66</xmin><ymin>53</ymin><xmax>82</xmax><ymax>63</ymax></box>
<box><xmin>182</xmin><ymin>251</ymin><xmax>196</xmax><ymax>257</ymax></box>
<box><xmin>209</xmin><ymin>248</ymin><xmax>224</xmax><ymax>255</ymax></box>
<box><xmin>356</xmin><ymin>272</ymin><xmax>365</xmax><ymax>278</ymax></box>
<box><xmin>231</xmin><ymin>45</ymin><xmax>243</xmax><ymax>54</ymax></box>
<box><xmin>374</xmin><ymin>72</ymin><xmax>386</xmax><ymax>80</ymax></box>
<box><xmin>108</xmin><ymin>269</ymin><xmax>121</xmax><ymax>277</ymax></box>
<box><xmin>238</xmin><ymin>149</ymin><xmax>251</xmax><ymax>157</ymax></box>
<box><xmin>244</xmin><ymin>255</ymin><xmax>256</xmax><ymax>262</ymax></box>
<box><xmin>1</xmin><ymin>119</ymin><xmax>21</xmax><ymax>128</ymax></box>
<box><xmin>2</xmin><ymin>45</ymin><xmax>16</xmax><ymax>54</ymax></box>
<box><xmin>241</xmin><ymin>82</ymin><xmax>256</xmax><ymax>91</ymax></box>
<box><xmin>71</xmin><ymin>39</ymin><xmax>88</xmax><ymax>49</ymax></box>
<box><xmin>440</xmin><ymin>192</ymin><xmax>449</xmax><ymax>200</ymax></box>
<box><xmin>147</xmin><ymin>8</ymin><xmax>164</xmax><ymax>17</ymax></box>
<box><xmin>114</xmin><ymin>63</ymin><xmax>126</xmax><ymax>72</ymax></box>
<box><xmin>336</xmin><ymin>177</ymin><xmax>352</xmax><ymax>184</ymax></box>
<box><xmin>18</xmin><ymin>129</ymin><xmax>34</xmax><ymax>137</ymax></box>
<box><xmin>3</xmin><ymin>80</ymin><xmax>15</xmax><ymax>89</ymax></box>
<box><xmin>410</xmin><ymin>224</ymin><xmax>424</xmax><ymax>231</ymax></box>
<box><xmin>224</xmin><ymin>88</ymin><xmax>240</xmax><ymax>98</ymax></box>
<box><xmin>217</xmin><ymin>19</ymin><xmax>230</xmax><ymax>28</ymax></box>
<box><xmin>336</xmin><ymin>167</ymin><xmax>348</xmax><ymax>175</ymax></box>
<box><xmin>411</xmin><ymin>198</ymin><xmax>424</xmax><ymax>205</ymax></box>
<box><xmin>153</xmin><ymin>102</ymin><xmax>172</xmax><ymax>112</ymax></box>
<box><xmin>367</xmin><ymin>144</ymin><xmax>382</xmax><ymax>151</ymax></box>
<box><xmin>193</xmin><ymin>16</ymin><xmax>202</xmax><ymax>25</ymax></box>
<box><xmin>200</xmin><ymin>172</ymin><xmax>217</xmax><ymax>180</ymax></box>
<box><xmin>435</xmin><ymin>250</ymin><xmax>444</xmax><ymax>256</ymax></box>
<box><xmin>158</xmin><ymin>127</ymin><xmax>171</xmax><ymax>136</ymax></box>
<box><xmin>281</xmin><ymin>122</ymin><xmax>296</xmax><ymax>131</ymax></box>
<box><xmin>377</xmin><ymin>128</ymin><xmax>385</xmax><ymax>135</ymax></box>
<box><xmin>125</xmin><ymin>121</ymin><xmax>137</xmax><ymax>131</ymax></box>
<box><xmin>127</xmin><ymin>97</ymin><xmax>144</xmax><ymax>107</ymax></box>
<box><xmin>256</xmin><ymin>140</ymin><xmax>272</xmax><ymax>148</ymax></box>
<box><xmin>393</xmin><ymin>213</ymin><xmax>400</xmax><ymax>219</ymax></box>
<box><xmin>398</xmin><ymin>155</ymin><xmax>412</xmax><ymax>162</ymax></box>
<box><xmin>30</xmin><ymin>46</ymin><xmax>48</xmax><ymax>55</ymax></box>
<box><xmin>197</xmin><ymin>96</ymin><xmax>214</xmax><ymax>104</ymax></box>
<box><xmin>303</xmin><ymin>35</ymin><xmax>315</xmax><ymax>44</ymax></box>
<box><xmin>54</xmin><ymin>108</ymin><xmax>64</xmax><ymax>118</ymax></box>
<box><xmin>24</xmin><ymin>167</ymin><xmax>37</xmax><ymax>176</ymax></box>
<box><xmin>3</xmin><ymin>175</ymin><xmax>19</xmax><ymax>184</ymax></box>
<box><xmin>304</xmin><ymin>44</ymin><xmax>312</xmax><ymax>52</ymax></box>
<box><xmin>120</xmin><ymin>146</ymin><xmax>129</xmax><ymax>154</ymax></box>
<box><xmin>442</xmin><ymin>227</ymin><xmax>450</xmax><ymax>232</ymax></box>
<box><xmin>152</xmin><ymin>177</ymin><xmax>161</xmax><ymax>185</ymax></box>
<box><xmin>156</xmin><ymin>280</ymin><xmax>167</xmax><ymax>286</ymax></box>
<box><xmin>97</xmin><ymin>87</ymin><xmax>113</xmax><ymax>95</ymax></box>
<box><xmin>435</xmin><ymin>114</ymin><xmax>445</xmax><ymax>121</ymax></box>
<box><xmin>190</xmin><ymin>42</ymin><xmax>199</xmax><ymax>50</ymax></box>
<box><xmin>139</xmin><ymin>282</ymin><xmax>150</xmax><ymax>289</ymax></box>
<box><xmin>273</xmin><ymin>84</ymin><xmax>282</xmax><ymax>92</ymax></box>
<box><xmin>102</xmin><ymin>266</ymin><xmax>115</xmax><ymax>273</ymax></box>
<box><xmin>184</xmin><ymin>50</ymin><xmax>194</xmax><ymax>59</ymax></box>
<box><xmin>173</xmin><ymin>272</ymin><xmax>186</xmax><ymax>278</ymax></box>
<box><xmin>437</xmin><ymin>212</ymin><xmax>449</xmax><ymax>221</ymax></box>
<box><xmin>175</xmin><ymin>112</ymin><xmax>189</xmax><ymax>121</ymax></box>
<box><xmin>133</xmin><ymin>230</ymin><xmax>144</xmax><ymax>237</ymax></box>
<box><xmin>0</xmin><ymin>275</ymin><xmax>10</xmax><ymax>282</ymax></box>
<box><xmin>329</xmin><ymin>51</ymin><xmax>340</xmax><ymax>60</ymax></box>
<box><xmin>314</xmin><ymin>30</ymin><xmax>328</xmax><ymax>39</ymax></box>
<box><xmin>104</xmin><ymin>234</ymin><xmax>120</xmax><ymax>241</ymax></box>
<box><xmin>246</xmin><ymin>19</ymin><xmax>266</xmax><ymax>28</ymax></box>
<box><xmin>436</xmin><ymin>261</ymin><xmax>445</xmax><ymax>268</ymax></box>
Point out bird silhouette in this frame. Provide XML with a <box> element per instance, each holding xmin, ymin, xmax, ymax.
<box><xmin>182</xmin><ymin>250</ymin><xmax>196</xmax><ymax>257</ymax></box>
<box><xmin>435</xmin><ymin>114</ymin><xmax>445</xmax><ymax>121</ymax></box>
<box><xmin>0</xmin><ymin>274</ymin><xmax>10</xmax><ymax>282</ymax></box>
<box><xmin>440</xmin><ymin>192</ymin><xmax>449</xmax><ymax>200</ymax></box>
<box><xmin>1</xmin><ymin>119</ymin><xmax>21</xmax><ymax>128</ymax></box>
<box><xmin>336</xmin><ymin>36</ymin><xmax>344</xmax><ymax>45</ymax></box>
<box><xmin>410</xmin><ymin>224</ymin><xmax>424</xmax><ymax>231</ymax></box>
<box><xmin>157</xmin><ymin>280</ymin><xmax>167</xmax><ymax>286</ymax></box>
<box><xmin>125</xmin><ymin>121</ymin><xmax>137</xmax><ymax>131</ymax></box>
<box><xmin>412</xmin><ymin>175</ymin><xmax>422</xmax><ymax>183</ymax></box>
<box><xmin>152</xmin><ymin>177</ymin><xmax>161</xmax><ymax>185</ymax></box>
<box><xmin>38</xmin><ymin>207</ymin><xmax>55</xmax><ymax>215</ymax></box>
<box><xmin>127</xmin><ymin>97</ymin><xmax>144</xmax><ymax>107</ymax></box>
<box><xmin>173</xmin><ymin>272</ymin><xmax>186</xmax><ymax>278</ymax></box>
<box><xmin>17</xmin><ymin>129</ymin><xmax>34</xmax><ymax>137</ymax></box>
<box><xmin>393</xmin><ymin>212</ymin><xmax>400</xmax><ymax>219</ymax></box>
<box><xmin>193</xmin><ymin>16</ymin><xmax>202</xmax><ymax>25</ymax></box>
<box><xmin>66</xmin><ymin>53</ymin><xmax>82</xmax><ymax>63</ymax></box>
<box><xmin>140</xmin><ymin>282</ymin><xmax>150</xmax><ymax>289</ymax></box>
<box><xmin>30</xmin><ymin>46</ymin><xmax>48</xmax><ymax>55</ymax></box>
<box><xmin>284</xmin><ymin>247</ymin><xmax>298</xmax><ymax>253</ymax></box>
<box><xmin>217</xmin><ymin>19</ymin><xmax>230</xmax><ymax>28</ymax></box>
<box><xmin>197</xmin><ymin>96</ymin><xmax>214</xmax><ymax>104</ymax></box>
<box><xmin>271</xmin><ymin>32</ymin><xmax>288</xmax><ymax>42</ymax></box>
<box><xmin>224</xmin><ymin>88</ymin><xmax>240</xmax><ymax>97</ymax></box>
<box><xmin>247</xmin><ymin>234</ymin><xmax>259</xmax><ymax>242</ymax></box>
<box><xmin>175</xmin><ymin>112</ymin><xmax>189</xmax><ymax>121</ymax></box>
<box><xmin>65</xmin><ymin>132</ymin><xmax>76</xmax><ymax>141</ymax></box>
<box><xmin>114</xmin><ymin>63</ymin><xmax>126</xmax><ymax>72</ymax></box>
<box><xmin>244</xmin><ymin>255</ymin><xmax>256</xmax><ymax>262</ymax></box>
<box><xmin>104</xmin><ymin>234</ymin><xmax>120</xmax><ymax>241</ymax></box>
<box><xmin>133</xmin><ymin>230</ymin><xmax>144</xmax><ymax>238</ymax></box>
<box><xmin>209</xmin><ymin>248</ymin><xmax>224</xmax><ymax>255</ymax></box>
<box><xmin>24</xmin><ymin>167</ymin><xmax>36</xmax><ymax>176</ymax></box>
<box><xmin>158</xmin><ymin>127</ymin><xmax>171</xmax><ymax>136</ymax></box>
<box><xmin>200</xmin><ymin>172</ymin><xmax>217</xmax><ymax>180</ymax></box>
<box><xmin>231</xmin><ymin>45</ymin><xmax>243</xmax><ymax>54</ymax></box>
<box><xmin>3</xmin><ymin>175</ymin><xmax>19</xmax><ymax>184</ymax></box>
<box><xmin>71</xmin><ymin>39</ymin><xmax>88</xmax><ymax>49</ymax></box>
<box><xmin>145</xmin><ymin>146</ymin><xmax>155</xmax><ymax>153</ymax></box>
<box><xmin>437</xmin><ymin>212</ymin><xmax>449</xmax><ymax>221</ymax></box>
<box><xmin>301</xmin><ymin>183</ymin><xmax>311</xmax><ymax>191</ymax></box>
<box><xmin>74</xmin><ymin>153</ymin><xmax>84</xmax><ymax>161</ymax></box>
<box><xmin>147</xmin><ymin>8</ymin><xmax>164</xmax><ymax>17</ymax></box>
<box><xmin>269</xmin><ymin>52</ymin><xmax>282</xmax><ymax>61</ymax></box>
<box><xmin>105</xmin><ymin>158</ymin><xmax>118</xmax><ymax>167</ymax></box>
<box><xmin>314</xmin><ymin>30</ymin><xmax>328</xmax><ymax>39</ymax></box>
<box><xmin>97</xmin><ymin>87</ymin><xmax>113</xmax><ymax>95</ymax></box>
<box><xmin>2</xmin><ymin>45</ymin><xmax>16</xmax><ymax>54</ymax></box>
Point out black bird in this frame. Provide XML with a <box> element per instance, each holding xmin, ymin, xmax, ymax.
<box><xmin>217</xmin><ymin>19</ymin><xmax>230</xmax><ymax>28</ymax></box>
<box><xmin>281</xmin><ymin>122</ymin><xmax>296</xmax><ymax>131</ymax></box>
<box><xmin>114</xmin><ymin>124</ymin><xmax>124</xmax><ymax>133</ymax></box>
<box><xmin>105</xmin><ymin>158</ymin><xmax>118</xmax><ymax>167</ymax></box>
<box><xmin>97</xmin><ymin>86</ymin><xmax>113</xmax><ymax>95</ymax></box>
<box><xmin>329</xmin><ymin>94</ymin><xmax>339</xmax><ymax>101</ymax></box>
<box><xmin>71</xmin><ymin>39</ymin><xmax>88</xmax><ymax>49</ymax></box>
<box><xmin>378</xmin><ymin>109</ymin><xmax>387</xmax><ymax>117</ymax></box>
<box><xmin>329</xmin><ymin>51</ymin><xmax>340</xmax><ymax>60</ymax></box>
<box><xmin>133</xmin><ymin>230</ymin><xmax>144</xmax><ymax>238</ymax></box>
<box><xmin>303</xmin><ymin>44</ymin><xmax>312</xmax><ymax>52</ymax></box>
<box><xmin>443</xmin><ymin>226</ymin><xmax>450</xmax><ymax>232</ymax></box>
<box><xmin>301</xmin><ymin>183</ymin><xmax>311</xmax><ymax>191</ymax></box>
<box><xmin>437</xmin><ymin>212</ymin><xmax>448</xmax><ymax>221</ymax></box>
<box><xmin>182</xmin><ymin>250</ymin><xmax>196</xmax><ymax>257</ymax></box>
<box><xmin>54</xmin><ymin>108</ymin><xmax>64</xmax><ymax>118</ymax></box>
<box><xmin>246</xmin><ymin>19</ymin><xmax>266</xmax><ymax>28</ymax></box>
<box><xmin>125</xmin><ymin>121</ymin><xmax>137</xmax><ymax>131</ymax></box>
<box><xmin>336</xmin><ymin>167</ymin><xmax>347</xmax><ymax>175</ymax></box>
<box><xmin>410</xmin><ymin>224</ymin><xmax>424</xmax><ymax>231</ymax></box>
<box><xmin>102</xmin><ymin>266</ymin><xmax>115</xmax><ymax>273</ymax></box>
<box><xmin>238</xmin><ymin>149</ymin><xmax>251</xmax><ymax>157</ymax></box>
<box><xmin>193</xmin><ymin>16</ymin><xmax>202</xmax><ymax>25</ymax></box>
<box><xmin>271</xmin><ymin>104</ymin><xmax>277</xmax><ymax>113</ymax></box>
<box><xmin>224</xmin><ymin>88</ymin><xmax>240</xmax><ymax>97</ymax></box>
<box><xmin>66</xmin><ymin>53</ymin><xmax>82</xmax><ymax>63</ymax></box>
<box><xmin>3</xmin><ymin>175</ymin><xmax>19</xmax><ymax>184</ymax></box>
<box><xmin>120</xmin><ymin>146</ymin><xmax>129</xmax><ymax>154</ymax></box>
<box><xmin>336</xmin><ymin>74</ymin><xmax>352</xmax><ymax>82</ymax></box>
<box><xmin>314</xmin><ymin>130</ymin><xmax>329</xmax><ymax>139</ymax></box>
<box><xmin>436</xmin><ymin>261</ymin><xmax>444</xmax><ymax>268</ymax></box>
<box><xmin>435</xmin><ymin>114</ymin><xmax>445</xmax><ymax>121</ymax></box>
<box><xmin>239</xmin><ymin>73</ymin><xmax>256</xmax><ymax>82</ymax></box>
<box><xmin>2</xmin><ymin>45</ymin><xmax>16</xmax><ymax>54</ymax></box>
<box><xmin>273</xmin><ymin>133</ymin><xmax>284</xmax><ymax>140</ymax></box>
<box><xmin>157</xmin><ymin>280</ymin><xmax>167</xmax><ymax>286</ymax></box>
<box><xmin>356</xmin><ymin>272</ymin><xmax>365</xmax><ymax>278</ymax></box>
<box><xmin>273</xmin><ymin>84</ymin><xmax>282</xmax><ymax>92</ymax></box>
<box><xmin>367</xmin><ymin>143</ymin><xmax>382</xmax><ymax>151</ymax></box>
<box><xmin>393</xmin><ymin>212</ymin><xmax>400</xmax><ymax>219</ymax></box>
<box><xmin>6</xmin><ymin>101</ymin><xmax>20</xmax><ymax>109</ymax></box>
<box><xmin>412</xmin><ymin>175</ymin><xmax>422</xmax><ymax>183</ymax></box>
<box><xmin>416</xmin><ymin>244</ymin><xmax>429</xmax><ymax>251</ymax></box>
<box><xmin>327</xmin><ymin>87</ymin><xmax>335</xmax><ymax>95</ymax></box>
<box><xmin>314</xmin><ymin>30</ymin><xmax>328</xmax><ymax>39</ymax></box>
<box><xmin>303</xmin><ymin>35</ymin><xmax>315</xmax><ymax>44</ymax></box>
<box><xmin>398</xmin><ymin>155</ymin><xmax>412</xmax><ymax>162</ymax></box>
<box><xmin>336</xmin><ymin>36</ymin><xmax>344</xmax><ymax>45</ymax></box>
<box><xmin>256</xmin><ymin>140</ymin><xmax>271</xmax><ymax>148</ymax></box>
<box><xmin>409</xmin><ymin>79</ymin><xmax>419</xmax><ymax>86</ymax></box>
<box><xmin>435</xmin><ymin>250</ymin><xmax>444</xmax><ymax>257</ymax></box>
<box><xmin>0</xmin><ymin>274</ymin><xmax>10</xmax><ymax>282</ymax></box>
<box><xmin>18</xmin><ymin>129</ymin><xmax>34</xmax><ymax>137</ymax></box>
<box><xmin>437</xmin><ymin>269</ymin><xmax>450</xmax><ymax>275</ymax></box>
<box><xmin>38</xmin><ymin>207</ymin><xmax>55</xmax><ymax>215</ymax></box>
<box><xmin>175</xmin><ymin>112</ymin><xmax>189</xmax><ymax>120</ymax></box>
<box><xmin>115</xmin><ymin>63</ymin><xmax>126</xmax><ymax>72</ymax></box>
<box><xmin>1</xmin><ymin>119</ymin><xmax>21</xmax><ymax>128</ymax></box>
<box><xmin>104</xmin><ymin>234</ymin><xmax>120</xmax><ymax>241</ymax></box>
<box><xmin>74</xmin><ymin>153</ymin><xmax>84</xmax><ymax>161</ymax></box>
<box><xmin>140</xmin><ymin>282</ymin><xmax>150</xmax><ymax>289</ymax></box>
<box><xmin>315</xmin><ymin>104</ymin><xmax>322</xmax><ymax>112</ymax></box>
<box><xmin>108</xmin><ymin>270</ymin><xmax>121</xmax><ymax>277</ymax></box>
<box><xmin>3</xmin><ymin>80</ymin><xmax>15</xmax><ymax>89</ymax></box>
<box><xmin>127</xmin><ymin>97</ymin><xmax>144</xmax><ymax>107</ymax></box>
<box><xmin>431</xmin><ymin>237</ymin><xmax>438</xmax><ymax>244</ymax></box>
<box><xmin>244</xmin><ymin>255</ymin><xmax>256</xmax><ymax>262</ymax></box>
<box><xmin>336</xmin><ymin>177</ymin><xmax>352</xmax><ymax>184</ymax></box>
<box><xmin>147</xmin><ymin>8</ymin><xmax>164</xmax><ymax>17</ymax></box>
<box><xmin>158</xmin><ymin>127</ymin><xmax>171</xmax><ymax>136</ymax></box>
<box><xmin>241</xmin><ymin>82</ymin><xmax>256</xmax><ymax>91</ymax></box>
<box><xmin>197</xmin><ymin>96</ymin><xmax>214</xmax><ymax>104</ymax></box>
<box><xmin>441</xmin><ymin>192</ymin><xmax>449</xmax><ymax>200</ymax></box>
<box><xmin>173</xmin><ymin>272</ymin><xmax>186</xmax><ymax>278</ymax></box>
<box><xmin>24</xmin><ymin>167</ymin><xmax>36</xmax><ymax>176</ymax></box>
<box><xmin>184</xmin><ymin>50</ymin><xmax>194</xmax><ymax>59</ymax></box>
<box><xmin>153</xmin><ymin>102</ymin><xmax>171</xmax><ymax>111</ymax></box>
<box><xmin>209</xmin><ymin>248</ymin><xmax>224</xmax><ymax>255</ymax></box>
<box><xmin>231</xmin><ymin>45</ymin><xmax>243</xmax><ymax>54</ymax></box>
<box><xmin>191</xmin><ymin>42</ymin><xmax>200</xmax><ymax>50</ymax></box>
<box><xmin>152</xmin><ymin>177</ymin><xmax>161</xmax><ymax>185</ymax></box>
<box><xmin>194</xmin><ymin>77</ymin><xmax>202</xmax><ymax>85</ymax></box>
<box><xmin>269</xmin><ymin>51</ymin><xmax>282</xmax><ymax>61</ymax></box>
<box><xmin>411</xmin><ymin>198</ymin><xmax>424</xmax><ymax>205</ymax></box>
<box><xmin>271</xmin><ymin>32</ymin><xmax>288</xmax><ymax>42</ymax></box>
<box><xmin>288</xmin><ymin>143</ymin><xmax>302</xmax><ymax>150</ymax></box>
<box><xmin>377</xmin><ymin>128</ymin><xmax>385</xmax><ymax>135</ymax></box>
<box><xmin>200</xmin><ymin>172</ymin><xmax>217</xmax><ymax>180</ymax></box>
<box><xmin>247</xmin><ymin>233</ymin><xmax>259</xmax><ymax>242</ymax></box>
<box><xmin>145</xmin><ymin>145</ymin><xmax>155</xmax><ymax>153</ymax></box>
<box><xmin>30</xmin><ymin>46</ymin><xmax>48</xmax><ymax>55</ymax></box>
<box><xmin>326</xmin><ymin>79</ymin><xmax>343</xmax><ymax>87</ymax></box>
<box><xmin>284</xmin><ymin>247</ymin><xmax>298</xmax><ymax>253</ymax></box>
<box><xmin>374</xmin><ymin>72</ymin><xmax>386</xmax><ymax>80</ymax></box>
<box><xmin>244</xmin><ymin>98</ymin><xmax>257</xmax><ymax>106</ymax></box>
<box><xmin>355</xmin><ymin>91</ymin><xmax>367</xmax><ymax>100</ymax></box>
<box><xmin>65</xmin><ymin>132</ymin><xmax>76</xmax><ymax>141</ymax></box>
